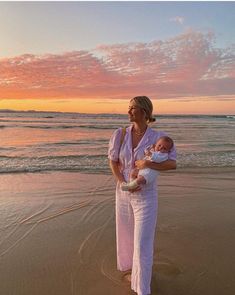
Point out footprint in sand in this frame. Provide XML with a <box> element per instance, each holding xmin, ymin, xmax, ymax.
<box><xmin>155</xmin><ymin>259</ymin><xmax>182</xmax><ymax>276</ymax></box>
<box><xmin>158</xmin><ymin>224</ymin><xmax>178</xmax><ymax>233</ymax></box>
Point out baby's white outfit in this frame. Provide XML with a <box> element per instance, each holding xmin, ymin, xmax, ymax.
<box><xmin>139</xmin><ymin>151</ymin><xmax>168</xmax><ymax>184</ymax></box>
<box><xmin>121</xmin><ymin>149</ymin><xmax>169</xmax><ymax>191</ymax></box>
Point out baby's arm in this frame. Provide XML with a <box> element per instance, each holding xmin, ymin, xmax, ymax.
<box><xmin>145</xmin><ymin>149</ymin><xmax>152</xmax><ymax>157</ymax></box>
<box><xmin>144</xmin><ymin>145</ymin><xmax>154</xmax><ymax>157</ymax></box>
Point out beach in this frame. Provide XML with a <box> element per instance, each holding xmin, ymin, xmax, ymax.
<box><xmin>0</xmin><ymin>167</ymin><xmax>234</xmax><ymax>295</ymax></box>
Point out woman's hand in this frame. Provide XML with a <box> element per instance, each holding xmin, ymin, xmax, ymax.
<box><xmin>135</xmin><ymin>159</ymin><xmax>150</xmax><ymax>170</ymax></box>
<box><xmin>109</xmin><ymin>160</ymin><xmax>126</xmax><ymax>183</ymax></box>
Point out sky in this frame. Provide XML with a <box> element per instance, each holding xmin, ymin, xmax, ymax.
<box><xmin>0</xmin><ymin>1</ymin><xmax>235</xmax><ymax>114</ymax></box>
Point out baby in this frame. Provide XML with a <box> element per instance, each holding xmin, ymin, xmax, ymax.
<box><xmin>121</xmin><ymin>136</ymin><xmax>174</xmax><ymax>191</ymax></box>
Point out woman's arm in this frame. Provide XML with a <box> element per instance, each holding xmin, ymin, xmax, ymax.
<box><xmin>109</xmin><ymin>160</ymin><xmax>126</xmax><ymax>183</ymax></box>
<box><xmin>135</xmin><ymin>159</ymin><xmax>176</xmax><ymax>171</ymax></box>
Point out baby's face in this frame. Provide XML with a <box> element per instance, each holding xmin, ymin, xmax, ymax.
<box><xmin>155</xmin><ymin>139</ymin><xmax>171</xmax><ymax>153</ymax></box>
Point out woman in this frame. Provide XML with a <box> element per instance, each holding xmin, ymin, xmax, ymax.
<box><xmin>108</xmin><ymin>96</ymin><xmax>176</xmax><ymax>295</ymax></box>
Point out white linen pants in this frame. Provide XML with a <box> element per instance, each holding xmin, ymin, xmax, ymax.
<box><xmin>116</xmin><ymin>189</ymin><xmax>158</xmax><ymax>295</ymax></box>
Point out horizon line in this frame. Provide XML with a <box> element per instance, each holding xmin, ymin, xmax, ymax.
<box><xmin>0</xmin><ymin>108</ymin><xmax>234</xmax><ymax>117</ymax></box>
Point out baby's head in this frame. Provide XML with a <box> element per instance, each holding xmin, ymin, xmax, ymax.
<box><xmin>154</xmin><ymin>136</ymin><xmax>174</xmax><ymax>153</ymax></box>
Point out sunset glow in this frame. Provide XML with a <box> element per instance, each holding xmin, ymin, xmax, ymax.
<box><xmin>1</xmin><ymin>97</ymin><xmax>234</xmax><ymax>115</ymax></box>
<box><xmin>0</xmin><ymin>2</ymin><xmax>235</xmax><ymax>114</ymax></box>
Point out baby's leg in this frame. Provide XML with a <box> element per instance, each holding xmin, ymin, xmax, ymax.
<box><xmin>121</xmin><ymin>176</ymin><xmax>146</xmax><ymax>191</ymax></box>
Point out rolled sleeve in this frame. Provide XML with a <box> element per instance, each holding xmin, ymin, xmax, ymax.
<box><xmin>108</xmin><ymin>128</ymin><xmax>122</xmax><ymax>162</ymax></box>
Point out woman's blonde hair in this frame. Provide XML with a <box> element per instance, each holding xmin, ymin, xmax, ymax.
<box><xmin>131</xmin><ymin>96</ymin><xmax>156</xmax><ymax>123</ymax></box>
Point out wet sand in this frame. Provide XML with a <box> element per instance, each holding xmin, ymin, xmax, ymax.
<box><xmin>0</xmin><ymin>168</ymin><xmax>234</xmax><ymax>295</ymax></box>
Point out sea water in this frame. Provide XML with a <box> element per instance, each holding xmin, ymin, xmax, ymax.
<box><xmin>0</xmin><ymin>111</ymin><xmax>235</xmax><ymax>173</ymax></box>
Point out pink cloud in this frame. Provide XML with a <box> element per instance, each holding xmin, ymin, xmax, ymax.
<box><xmin>0</xmin><ymin>31</ymin><xmax>235</xmax><ymax>100</ymax></box>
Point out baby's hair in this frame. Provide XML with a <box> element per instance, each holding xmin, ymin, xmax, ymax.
<box><xmin>159</xmin><ymin>136</ymin><xmax>174</xmax><ymax>149</ymax></box>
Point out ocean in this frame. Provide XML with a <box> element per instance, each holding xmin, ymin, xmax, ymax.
<box><xmin>0</xmin><ymin>110</ymin><xmax>235</xmax><ymax>174</ymax></box>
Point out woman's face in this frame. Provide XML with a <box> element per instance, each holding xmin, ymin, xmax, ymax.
<box><xmin>128</xmin><ymin>100</ymin><xmax>146</xmax><ymax>123</ymax></box>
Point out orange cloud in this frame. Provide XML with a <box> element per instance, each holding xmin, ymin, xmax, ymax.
<box><xmin>0</xmin><ymin>31</ymin><xmax>235</xmax><ymax>101</ymax></box>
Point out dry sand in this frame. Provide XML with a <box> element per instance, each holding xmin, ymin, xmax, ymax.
<box><xmin>0</xmin><ymin>168</ymin><xmax>234</xmax><ymax>295</ymax></box>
